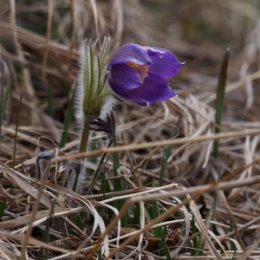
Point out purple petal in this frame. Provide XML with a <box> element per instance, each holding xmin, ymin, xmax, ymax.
<box><xmin>145</xmin><ymin>47</ymin><xmax>183</xmax><ymax>80</ymax></box>
<box><xmin>108</xmin><ymin>77</ymin><xmax>134</xmax><ymax>102</ymax></box>
<box><xmin>108</xmin><ymin>43</ymin><xmax>151</xmax><ymax>69</ymax></box>
<box><xmin>109</xmin><ymin>72</ymin><xmax>176</xmax><ymax>106</ymax></box>
<box><xmin>109</xmin><ymin>63</ymin><xmax>142</xmax><ymax>92</ymax></box>
<box><xmin>130</xmin><ymin>73</ymin><xmax>176</xmax><ymax>105</ymax></box>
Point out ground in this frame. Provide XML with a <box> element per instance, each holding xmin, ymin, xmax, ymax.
<box><xmin>0</xmin><ymin>1</ymin><xmax>259</xmax><ymax>259</ymax></box>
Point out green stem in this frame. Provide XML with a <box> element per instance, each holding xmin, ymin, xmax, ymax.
<box><xmin>0</xmin><ymin>201</ymin><xmax>6</xmax><ymax>221</ymax></box>
<box><xmin>13</xmin><ymin>96</ymin><xmax>22</xmax><ymax>169</ymax></box>
<box><xmin>112</xmin><ymin>126</ymin><xmax>128</xmax><ymax>226</ymax></box>
<box><xmin>213</xmin><ymin>48</ymin><xmax>230</xmax><ymax>158</ymax></box>
<box><xmin>151</xmin><ymin>200</ymin><xmax>171</xmax><ymax>259</ymax></box>
<box><xmin>79</xmin><ymin>122</ymin><xmax>90</xmax><ymax>152</ymax></box>
<box><xmin>112</xmin><ymin>131</ymin><xmax>122</xmax><ymax>191</ymax></box>
<box><xmin>77</xmin><ymin>121</ymin><xmax>91</xmax><ymax>195</ymax></box>
<box><xmin>0</xmin><ymin>49</ymin><xmax>4</xmax><ymax>144</ymax></box>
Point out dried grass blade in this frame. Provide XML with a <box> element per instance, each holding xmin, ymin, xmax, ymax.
<box><xmin>58</xmin><ymin>128</ymin><xmax>260</xmax><ymax>161</ymax></box>
<box><xmin>1</xmin><ymin>164</ymin><xmax>51</xmax><ymax>208</ymax></box>
<box><xmin>0</xmin><ymin>230</ymin><xmax>70</xmax><ymax>254</ymax></box>
<box><xmin>190</xmin><ymin>200</ymin><xmax>223</xmax><ymax>260</ymax></box>
<box><xmin>89</xmin><ymin>0</ymin><xmax>100</xmax><ymax>42</ymax></box>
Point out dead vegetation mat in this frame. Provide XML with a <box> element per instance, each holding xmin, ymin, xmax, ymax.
<box><xmin>0</xmin><ymin>1</ymin><xmax>260</xmax><ymax>259</ymax></box>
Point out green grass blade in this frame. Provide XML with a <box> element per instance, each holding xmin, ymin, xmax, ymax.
<box><xmin>159</xmin><ymin>144</ymin><xmax>172</xmax><ymax>186</ymax></box>
<box><xmin>87</xmin><ymin>139</ymin><xmax>112</xmax><ymax>194</ymax></box>
<box><xmin>151</xmin><ymin>200</ymin><xmax>171</xmax><ymax>259</ymax></box>
<box><xmin>100</xmin><ymin>170</ymin><xmax>111</xmax><ymax>195</ymax></box>
<box><xmin>190</xmin><ymin>215</ymin><xmax>198</xmax><ymax>256</ymax></box>
<box><xmin>12</xmin><ymin>95</ymin><xmax>22</xmax><ymax>168</ymax></box>
<box><xmin>112</xmin><ymin>133</ymin><xmax>121</xmax><ymax>191</ymax></box>
<box><xmin>43</xmin><ymin>205</ymin><xmax>54</xmax><ymax>260</ymax></box>
<box><xmin>0</xmin><ymin>80</ymin><xmax>12</xmax><ymax>147</ymax></box>
<box><xmin>132</xmin><ymin>204</ymin><xmax>141</xmax><ymax>225</ymax></box>
<box><xmin>213</xmin><ymin>48</ymin><xmax>230</xmax><ymax>158</ymax></box>
<box><xmin>0</xmin><ymin>48</ymin><xmax>4</xmax><ymax>142</ymax></box>
<box><xmin>59</xmin><ymin>88</ymin><xmax>75</xmax><ymax>148</ymax></box>
<box><xmin>231</xmin><ymin>240</ymin><xmax>237</xmax><ymax>260</ymax></box>
<box><xmin>0</xmin><ymin>201</ymin><xmax>6</xmax><ymax>221</ymax></box>
<box><xmin>112</xmin><ymin>132</ymin><xmax>128</xmax><ymax>226</ymax></box>
<box><xmin>100</xmin><ymin>170</ymin><xmax>113</xmax><ymax>220</ymax></box>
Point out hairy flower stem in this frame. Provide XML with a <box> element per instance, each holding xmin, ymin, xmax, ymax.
<box><xmin>74</xmin><ymin>38</ymin><xmax>113</xmax><ymax>194</ymax></box>
<box><xmin>76</xmin><ymin>120</ymin><xmax>92</xmax><ymax>194</ymax></box>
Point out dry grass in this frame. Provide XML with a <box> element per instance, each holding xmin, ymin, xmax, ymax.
<box><xmin>0</xmin><ymin>0</ymin><xmax>260</xmax><ymax>259</ymax></box>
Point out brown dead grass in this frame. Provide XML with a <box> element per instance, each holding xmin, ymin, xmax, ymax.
<box><xmin>0</xmin><ymin>0</ymin><xmax>259</xmax><ymax>259</ymax></box>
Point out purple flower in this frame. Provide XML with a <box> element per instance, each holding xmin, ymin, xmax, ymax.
<box><xmin>107</xmin><ymin>43</ymin><xmax>183</xmax><ymax>106</ymax></box>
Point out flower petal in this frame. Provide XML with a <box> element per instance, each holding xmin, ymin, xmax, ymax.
<box><xmin>108</xmin><ymin>43</ymin><xmax>151</xmax><ymax>69</ymax></box>
<box><xmin>109</xmin><ymin>72</ymin><xmax>176</xmax><ymax>106</ymax></box>
<box><xmin>109</xmin><ymin>63</ymin><xmax>142</xmax><ymax>92</ymax></box>
<box><xmin>108</xmin><ymin>77</ymin><xmax>133</xmax><ymax>102</ymax></box>
<box><xmin>130</xmin><ymin>73</ymin><xmax>176</xmax><ymax>105</ymax></box>
<box><xmin>145</xmin><ymin>47</ymin><xmax>183</xmax><ymax>80</ymax></box>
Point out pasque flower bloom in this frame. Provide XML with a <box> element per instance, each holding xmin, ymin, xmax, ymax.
<box><xmin>107</xmin><ymin>43</ymin><xmax>183</xmax><ymax>106</ymax></box>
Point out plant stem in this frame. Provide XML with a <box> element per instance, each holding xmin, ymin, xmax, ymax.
<box><xmin>13</xmin><ymin>95</ymin><xmax>22</xmax><ymax>169</ymax></box>
<box><xmin>79</xmin><ymin>122</ymin><xmax>90</xmax><ymax>152</ymax></box>
<box><xmin>213</xmin><ymin>48</ymin><xmax>230</xmax><ymax>158</ymax></box>
<box><xmin>111</xmin><ymin>121</ymin><xmax>128</xmax><ymax>226</ymax></box>
<box><xmin>77</xmin><ymin>120</ymin><xmax>92</xmax><ymax>194</ymax></box>
<box><xmin>112</xmin><ymin>131</ymin><xmax>122</xmax><ymax>191</ymax></box>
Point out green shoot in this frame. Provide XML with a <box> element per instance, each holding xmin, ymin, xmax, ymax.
<box><xmin>0</xmin><ymin>201</ymin><xmax>6</xmax><ymax>221</ymax></box>
<box><xmin>112</xmin><ymin>132</ymin><xmax>128</xmax><ymax>226</ymax></box>
<box><xmin>190</xmin><ymin>215</ymin><xmax>198</xmax><ymax>256</ymax></box>
<box><xmin>87</xmin><ymin>139</ymin><xmax>112</xmax><ymax>194</ymax></box>
<box><xmin>160</xmin><ymin>144</ymin><xmax>172</xmax><ymax>186</ymax></box>
<box><xmin>112</xmin><ymin>132</ymin><xmax>122</xmax><ymax>192</ymax></box>
<box><xmin>100</xmin><ymin>170</ymin><xmax>111</xmax><ymax>196</ymax></box>
<box><xmin>151</xmin><ymin>200</ymin><xmax>171</xmax><ymax>260</ymax></box>
<box><xmin>43</xmin><ymin>204</ymin><xmax>54</xmax><ymax>259</ymax></box>
<box><xmin>213</xmin><ymin>48</ymin><xmax>230</xmax><ymax>158</ymax></box>
<box><xmin>12</xmin><ymin>96</ymin><xmax>22</xmax><ymax>169</ymax></box>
